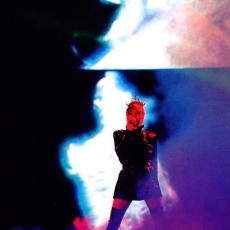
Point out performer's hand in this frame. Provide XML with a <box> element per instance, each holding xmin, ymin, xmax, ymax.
<box><xmin>126</xmin><ymin>118</ymin><xmax>138</xmax><ymax>131</ymax></box>
<box><xmin>126</xmin><ymin>123</ymin><xmax>135</xmax><ymax>131</ymax></box>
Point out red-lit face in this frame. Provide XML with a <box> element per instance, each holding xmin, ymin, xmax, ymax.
<box><xmin>126</xmin><ymin>103</ymin><xmax>145</xmax><ymax>129</ymax></box>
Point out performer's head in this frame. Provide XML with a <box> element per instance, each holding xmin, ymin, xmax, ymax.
<box><xmin>126</xmin><ymin>97</ymin><xmax>145</xmax><ymax>128</ymax></box>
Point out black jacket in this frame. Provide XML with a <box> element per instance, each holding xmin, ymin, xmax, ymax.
<box><xmin>113</xmin><ymin>128</ymin><xmax>162</xmax><ymax>200</ymax></box>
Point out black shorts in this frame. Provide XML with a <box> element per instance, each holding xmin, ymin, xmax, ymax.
<box><xmin>113</xmin><ymin>169</ymin><xmax>162</xmax><ymax>201</ymax></box>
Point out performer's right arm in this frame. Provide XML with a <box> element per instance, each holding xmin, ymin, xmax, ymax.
<box><xmin>113</xmin><ymin>130</ymin><xmax>133</xmax><ymax>164</ymax></box>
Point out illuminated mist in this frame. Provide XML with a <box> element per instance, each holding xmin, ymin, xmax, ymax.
<box><xmin>59</xmin><ymin>71</ymin><xmax>178</xmax><ymax>229</ymax></box>
<box><xmin>60</xmin><ymin>69</ymin><xmax>230</xmax><ymax>230</ymax></box>
<box><xmin>77</xmin><ymin>0</ymin><xmax>230</xmax><ymax>69</ymax></box>
<box><xmin>154</xmin><ymin>70</ymin><xmax>230</xmax><ymax>230</ymax></box>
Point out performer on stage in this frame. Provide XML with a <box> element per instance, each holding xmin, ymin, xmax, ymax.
<box><xmin>106</xmin><ymin>97</ymin><xmax>163</xmax><ymax>230</ymax></box>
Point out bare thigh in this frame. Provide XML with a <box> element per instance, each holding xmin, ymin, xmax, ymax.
<box><xmin>112</xmin><ymin>198</ymin><xmax>132</xmax><ymax>210</ymax></box>
<box><xmin>145</xmin><ymin>197</ymin><xmax>163</xmax><ymax>210</ymax></box>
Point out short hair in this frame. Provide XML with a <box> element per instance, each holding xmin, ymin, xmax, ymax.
<box><xmin>126</xmin><ymin>96</ymin><xmax>145</xmax><ymax>113</ymax></box>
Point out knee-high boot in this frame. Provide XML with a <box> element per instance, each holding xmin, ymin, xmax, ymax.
<box><xmin>106</xmin><ymin>208</ymin><xmax>127</xmax><ymax>230</ymax></box>
<box><xmin>149</xmin><ymin>206</ymin><xmax>163</xmax><ymax>218</ymax></box>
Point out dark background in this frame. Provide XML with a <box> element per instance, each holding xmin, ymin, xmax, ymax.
<box><xmin>2</xmin><ymin>1</ymin><xmax>118</xmax><ymax>229</ymax></box>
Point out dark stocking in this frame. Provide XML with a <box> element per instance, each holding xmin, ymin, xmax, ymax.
<box><xmin>149</xmin><ymin>206</ymin><xmax>163</xmax><ymax>218</ymax></box>
<box><xmin>106</xmin><ymin>208</ymin><xmax>127</xmax><ymax>230</ymax></box>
